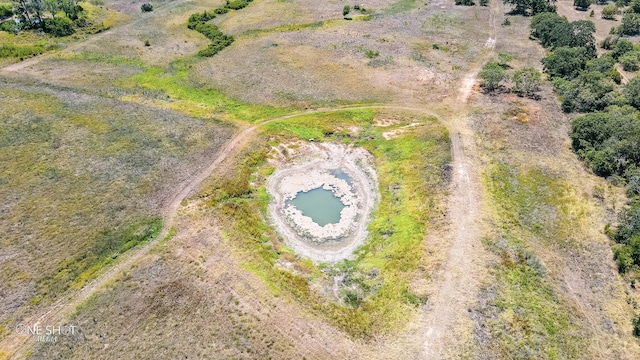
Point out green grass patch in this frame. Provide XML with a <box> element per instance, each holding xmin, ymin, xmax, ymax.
<box><xmin>481</xmin><ymin>162</ymin><xmax>588</xmax><ymax>357</ymax></box>
<box><xmin>204</xmin><ymin>109</ymin><xmax>450</xmax><ymax>337</ymax></box>
<box><xmin>385</xmin><ymin>0</ymin><xmax>419</xmax><ymax>14</ymax></box>
<box><xmin>118</xmin><ymin>60</ymin><xmax>293</xmax><ymax>122</ymax></box>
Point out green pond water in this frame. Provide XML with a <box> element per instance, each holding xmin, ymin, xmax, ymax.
<box><xmin>287</xmin><ymin>187</ymin><xmax>345</xmax><ymax>226</ymax></box>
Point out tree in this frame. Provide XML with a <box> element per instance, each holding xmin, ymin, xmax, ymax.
<box><xmin>602</xmin><ymin>4</ymin><xmax>620</xmax><ymax>20</ymax></box>
<box><xmin>625</xmin><ymin>77</ymin><xmax>640</xmax><ymax>110</ymax></box>
<box><xmin>513</xmin><ymin>68</ymin><xmax>542</xmax><ymax>97</ymax></box>
<box><xmin>620</xmin><ymin>12</ymin><xmax>640</xmax><ymax>36</ymax></box>
<box><xmin>621</xmin><ymin>51</ymin><xmax>640</xmax><ymax>71</ymax></box>
<box><xmin>613</xmin><ymin>38</ymin><xmax>634</xmax><ymax>59</ymax></box>
<box><xmin>530</xmin><ymin>12</ymin><xmax>568</xmax><ymax>47</ymax></box>
<box><xmin>479</xmin><ymin>62</ymin><xmax>507</xmax><ymax>92</ymax></box>
<box><xmin>574</xmin><ymin>0</ymin><xmax>590</xmax><ymax>10</ymax></box>
<box><xmin>542</xmin><ymin>46</ymin><xmax>592</xmax><ymax>80</ymax></box>
<box><xmin>504</xmin><ymin>0</ymin><xmax>557</xmax><ymax>16</ymax></box>
<box><xmin>554</xmin><ymin>71</ymin><xmax>618</xmax><ymax>112</ymax></box>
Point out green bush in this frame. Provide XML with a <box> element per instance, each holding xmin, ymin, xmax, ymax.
<box><xmin>225</xmin><ymin>0</ymin><xmax>252</xmax><ymax>10</ymax></box>
<box><xmin>479</xmin><ymin>62</ymin><xmax>507</xmax><ymax>92</ymax></box>
<box><xmin>455</xmin><ymin>0</ymin><xmax>475</xmax><ymax>5</ymax></box>
<box><xmin>574</xmin><ymin>0</ymin><xmax>590</xmax><ymax>9</ymax></box>
<box><xmin>0</xmin><ymin>20</ymin><xmax>17</xmax><ymax>33</ymax></box>
<box><xmin>621</xmin><ymin>51</ymin><xmax>640</xmax><ymax>71</ymax></box>
<box><xmin>141</xmin><ymin>3</ymin><xmax>153</xmax><ymax>12</ymax></box>
<box><xmin>197</xmin><ymin>36</ymin><xmax>234</xmax><ymax>57</ymax></box>
<box><xmin>602</xmin><ymin>4</ymin><xmax>619</xmax><ymax>20</ymax></box>
<box><xmin>0</xmin><ymin>4</ymin><xmax>13</xmax><ymax>18</ymax></box>
<box><xmin>480</xmin><ymin>0</ymin><xmax>489</xmax><ymax>6</ymax></box>
<box><xmin>44</xmin><ymin>17</ymin><xmax>75</xmax><ymax>37</ymax></box>
<box><xmin>633</xmin><ymin>315</ymin><xmax>640</xmax><ymax>337</ymax></box>
<box><xmin>187</xmin><ymin>11</ymin><xmax>216</xmax><ymax>29</ymax></box>
<box><xmin>619</xmin><ymin>12</ymin><xmax>640</xmax><ymax>36</ymax></box>
<box><xmin>365</xmin><ymin>49</ymin><xmax>379</xmax><ymax>58</ymax></box>
<box><xmin>343</xmin><ymin>5</ymin><xmax>351</xmax><ymax>16</ymax></box>
<box><xmin>0</xmin><ymin>44</ymin><xmax>45</xmax><ymax>58</ymax></box>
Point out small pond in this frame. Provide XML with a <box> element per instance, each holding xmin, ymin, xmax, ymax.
<box><xmin>287</xmin><ymin>187</ymin><xmax>345</xmax><ymax>226</ymax></box>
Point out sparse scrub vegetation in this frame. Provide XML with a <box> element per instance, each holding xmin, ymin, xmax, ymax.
<box><xmin>481</xmin><ymin>163</ymin><xmax>587</xmax><ymax>358</ymax></box>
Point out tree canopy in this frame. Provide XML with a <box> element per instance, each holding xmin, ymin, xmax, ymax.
<box><xmin>504</xmin><ymin>0</ymin><xmax>557</xmax><ymax>16</ymax></box>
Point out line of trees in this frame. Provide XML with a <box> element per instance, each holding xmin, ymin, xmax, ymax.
<box><xmin>186</xmin><ymin>0</ymin><xmax>256</xmax><ymax>57</ymax></box>
<box><xmin>522</xmin><ymin>7</ymin><xmax>640</xmax><ymax>336</ymax></box>
<box><xmin>530</xmin><ymin>12</ymin><xmax>640</xmax><ymax>280</ymax></box>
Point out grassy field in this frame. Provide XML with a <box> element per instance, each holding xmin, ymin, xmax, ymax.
<box><xmin>0</xmin><ymin>75</ymin><xmax>234</xmax><ymax>340</ymax></box>
<box><xmin>5</xmin><ymin>0</ymin><xmax>640</xmax><ymax>358</ymax></box>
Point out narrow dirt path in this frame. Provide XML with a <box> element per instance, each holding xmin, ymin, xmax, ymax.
<box><xmin>420</xmin><ymin>2</ymin><xmax>499</xmax><ymax>358</ymax></box>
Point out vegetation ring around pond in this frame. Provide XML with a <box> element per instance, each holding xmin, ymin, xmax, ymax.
<box><xmin>266</xmin><ymin>142</ymin><xmax>378</xmax><ymax>262</ymax></box>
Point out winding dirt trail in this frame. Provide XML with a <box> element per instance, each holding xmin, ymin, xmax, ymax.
<box><xmin>420</xmin><ymin>3</ymin><xmax>498</xmax><ymax>358</ymax></box>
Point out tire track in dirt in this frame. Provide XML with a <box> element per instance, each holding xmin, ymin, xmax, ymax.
<box><xmin>420</xmin><ymin>2</ymin><xmax>499</xmax><ymax>358</ymax></box>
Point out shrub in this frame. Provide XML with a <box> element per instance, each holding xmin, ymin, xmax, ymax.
<box><xmin>187</xmin><ymin>11</ymin><xmax>216</xmax><ymax>29</ymax></box>
<box><xmin>343</xmin><ymin>5</ymin><xmax>351</xmax><ymax>16</ymax></box>
<box><xmin>365</xmin><ymin>49</ymin><xmax>379</xmax><ymax>58</ymax></box>
<box><xmin>197</xmin><ymin>35</ymin><xmax>234</xmax><ymax>57</ymax></box>
<box><xmin>633</xmin><ymin>315</ymin><xmax>640</xmax><ymax>337</ymax></box>
<box><xmin>144</xmin><ymin>39</ymin><xmax>150</xmax><ymax>46</ymax></box>
<box><xmin>512</xmin><ymin>68</ymin><xmax>542</xmax><ymax>97</ymax></box>
<box><xmin>225</xmin><ymin>0</ymin><xmax>252</xmax><ymax>10</ymax></box>
<box><xmin>602</xmin><ymin>4</ymin><xmax>619</xmax><ymax>20</ymax></box>
<box><xmin>574</xmin><ymin>0</ymin><xmax>590</xmax><ymax>9</ymax></box>
<box><xmin>619</xmin><ymin>13</ymin><xmax>640</xmax><ymax>36</ymax></box>
<box><xmin>0</xmin><ymin>44</ymin><xmax>45</xmax><ymax>58</ymax></box>
<box><xmin>479</xmin><ymin>62</ymin><xmax>507</xmax><ymax>92</ymax></box>
<box><xmin>141</xmin><ymin>3</ymin><xmax>153</xmax><ymax>12</ymax></box>
<box><xmin>0</xmin><ymin>20</ymin><xmax>17</xmax><ymax>33</ymax></box>
<box><xmin>480</xmin><ymin>0</ymin><xmax>489</xmax><ymax>6</ymax></box>
<box><xmin>612</xmin><ymin>38</ymin><xmax>633</xmax><ymax>59</ymax></box>
<box><xmin>455</xmin><ymin>0</ymin><xmax>475</xmax><ymax>5</ymax></box>
<box><xmin>0</xmin><ymin>4</ymin><xmax>12</xmax><ymax>18</ymax></box>
<box><xmin>621</xmin><ymin>51</ymin><xmax>640</xmax><ymax>71</ymax></box>
<box><xmin>44</xmin><ymin>17</ymin><xmax>75</xmax><ymax>37</ymax></box>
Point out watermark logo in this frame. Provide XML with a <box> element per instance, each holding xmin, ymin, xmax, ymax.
<box><xmin>14</xmin><ymin>324</ymin><xmax>79</xmax><ymax>343</ymax></box>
